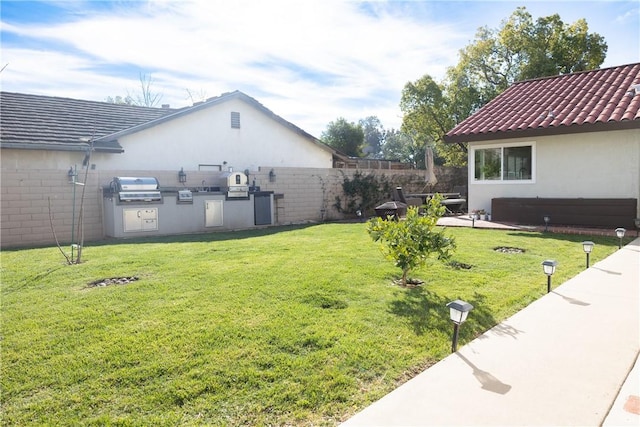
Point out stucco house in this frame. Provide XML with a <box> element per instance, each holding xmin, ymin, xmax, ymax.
<box><xmin>2</xmin><ymin>90</ymin><xmax>437</xmax><ymax>248</ymax></box>
<box><xmin>0</xmin><ymin>90</ymin><xmax>341</xmax><ymax>247</ymax></box>
<box><xmin>444</xmin><ymin>63</ymin><xmax>640</xmax><ymax>229</ymax></box>
<box><xmin>1</xmin><ymin>90</ymin><xmax>335</xmax><ymax>172</ymax></box>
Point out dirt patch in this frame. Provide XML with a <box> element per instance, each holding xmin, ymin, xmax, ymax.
<box><xmin>494</xmin><ymin>246</ymin><xmax>525</xmax><ymax>254</ymax></box>
<box><xmin>394</xmin><ymin>278</ymin><xmax>425</xmax><ymax>287</ymax></box>
<box><xmin>448</xmin><ymin>260</ymin><xmax>473</xmax><ymax>269</ymax></box>
<box><xmin>86</xmin><ymin>276</ymin><xmax>139</xmax><ymax>288</ymax></box>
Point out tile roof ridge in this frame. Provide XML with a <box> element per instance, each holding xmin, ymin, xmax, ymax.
<box><xmin>512</xmin><ymin>62</ymin><xmax>640</xmax><ymax>86</ymax></box>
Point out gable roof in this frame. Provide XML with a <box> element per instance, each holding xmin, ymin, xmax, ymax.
<box><xmin>94</xmin><ymin>90</ymin><xmax>335</xmax><ymax>156</ymax></box>
<box><xmin>1</xmin><ymin>90</ymin><xmax>335</xmax><ymax>157</ymax></box>
<box><xmin>0</xmin><ymin>92</ymin><xmax>178</xmax><ymax>152</ymax></box>
<box><xmin>444</xmin><ymin>63</ymin><xmax>640</xmax><ymax>144</ymax></box>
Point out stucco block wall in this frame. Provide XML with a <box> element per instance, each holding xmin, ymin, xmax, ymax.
<box><xmin>0</xmin><ymin>168</ymin><xmax>104</xmax><ymax>248</ymax></box>
<box><xmin>1</xmin><ymin>156</ymin><xmax>466</xmax><ymax>248</ymax></box>
<box><xmin>467</xmin><ymin>129</ymin><xmax>640</xmax><ymax>216</ymax></box>
<box><xmin>256</xmin><ymin>166</ymin><xmax>467</xmax><ymax>225</ymax></box>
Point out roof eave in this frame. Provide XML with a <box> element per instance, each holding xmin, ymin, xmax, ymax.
<box><xmin>443</xmin><ymin>120</ymin><xmax>640</xmax><ymax>144</ymax></box>
<box><xmin>0</xmin><ymin>142</ymin><xmax>123</xmax><ymax>153</ymax></box>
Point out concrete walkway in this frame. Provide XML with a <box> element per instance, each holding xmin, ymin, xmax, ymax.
<box><xmin>342</xmin><ymin>238</ymin><xmax>640</xmax><ymax>426</ymax></box>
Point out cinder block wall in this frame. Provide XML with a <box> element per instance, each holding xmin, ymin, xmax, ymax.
<box><xmin>1</xmin><ymin>169</ymin><xmax>104</xmax><ymax>248</ymax></box>
<box><xmin>252</xmin><ymin>166</ymin><xmax>467</xmax><ymax>224</ymax></box>
<box><xmin>1</xmin><ymin>166</ymin><xmax>466</xmax><ymax>248</ymax></box>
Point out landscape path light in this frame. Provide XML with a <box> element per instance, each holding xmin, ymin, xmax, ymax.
<box><xmin>615</xmin><ymin>228</ymin><xmax>626</xmax><ymax>249</ymax></box>
<box><xmin>543</xmin><ymin>215</ymin><xmax>551</xmax><ymax>232</ymax></box>
<box><xmin>542</xmin><ymin>260</ymin><xmax>557</xmax><ymax>293</ymax></box>
<box><xmin>634</xmin><ymin>218</ymin><xmax>640</xmax><ymax>237</ymax></box>
<box><xmin>581</xmin><ymin>241</ymin><xmax>594</xmax><ymax>269</ymax></box>
<box><xmin>446</xmin><ymin>300</ymin><xmax>474</xmax><ymax>353</ymax></box>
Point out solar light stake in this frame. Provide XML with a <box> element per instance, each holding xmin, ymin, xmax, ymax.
<box><xmin>542</xmin><ymin>260</ymin><xmax>557</xmax><ymax>293</ymax></box>
<box><xmin>615</xmin><ymin>228</ymin><xmax>626</xmax><ymax>249</ymax></box>
<box><xmin>582</xmin><ymin>241</ymin><xmax>594</xmax><ymax>269</ymax></box>
<box><xmin>543</xmin><ymin>215</ymin><xmax>550</xmax><ymax>232</ymax></box>
<box><xmin>634</xmin><ymin>219</ymin><xmax>640</xmax><ymax>237</ymax></box>
<box><xmin>446</xmin><ymin>300</ymin><xmax>474</xmax><ymax>353</ymax></box>
<box><xmin>452</xmin><ymin>323</ymin><xmax>461</xmax><ymax>353</ymax></box>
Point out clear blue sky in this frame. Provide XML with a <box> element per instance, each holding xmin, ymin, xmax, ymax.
<box><xmin>1</xmin><ymin>0</ymin><xmax>638</xmax><ymax>136</ymax></box>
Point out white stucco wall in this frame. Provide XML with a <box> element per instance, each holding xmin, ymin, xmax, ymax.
<box><xmin>95</xmin><ymin>98</ymin><xmax>333</xmax><ymax>172</ymax></box>
<box><xmin>468</xmin><ymin>129</ymin><xmax>640</xmax><ymax>215</ymax></box>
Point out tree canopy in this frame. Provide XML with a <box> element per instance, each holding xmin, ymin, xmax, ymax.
<box><xmin>321</xmin><ymin>117</ymin><xmax>365</xmax><ymax>157</ymax></box>
<box><xmin>400</xmin><ymin>7</ymin><xmax>607</xmax><ymax>166</ymax></box>
<box><xmin>359</xmin><ymin>116</ymin><xmax>385</xmax><ymax>158</ymax></box>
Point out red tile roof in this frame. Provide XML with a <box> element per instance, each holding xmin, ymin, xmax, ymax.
<box><xmin>444</xmin><ymin>63</ymin><xmax>640</xmax><ymax>144</ymax></box>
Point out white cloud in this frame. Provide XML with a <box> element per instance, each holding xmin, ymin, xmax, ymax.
<box><xmin>1</xmin><ymin>0</ymin><xmax>638</xmax><ymax>137</ymax></box>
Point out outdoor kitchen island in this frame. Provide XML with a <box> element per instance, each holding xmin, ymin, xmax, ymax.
<box><xmin>102</xmin><ymin>176</ymin><xmax>274</xmax><ymax>239</ymax></box>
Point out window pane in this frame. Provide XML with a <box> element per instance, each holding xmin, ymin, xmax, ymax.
<box><xmin>503</xmin><ymin>146</ymin><xmax>532</xmax><ymax>180</ymax></box>
<box><xmin>474</xmin><ymin>148</ymin><xmax>501</xmax><ymax>180</ymax></box>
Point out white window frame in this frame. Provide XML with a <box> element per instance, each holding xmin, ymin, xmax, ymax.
<box><xmin>470</xmin><ymin>141</ymin><xmax>536</xmax><ymax>184</ymax></box>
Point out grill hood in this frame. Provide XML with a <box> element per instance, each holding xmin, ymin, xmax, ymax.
<box><xmin>111</xmin><ymin>177</ymin><xmax>162</xmax><ymax>203</ymax></box>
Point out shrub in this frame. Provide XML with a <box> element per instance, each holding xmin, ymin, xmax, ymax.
<box><xmin>366</xmin><ymin>196</ymin><xmax>455</xmax><ymax>286</ymax></box>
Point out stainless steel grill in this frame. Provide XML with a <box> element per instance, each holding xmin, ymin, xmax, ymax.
<box><xmin>222</xmin><ymin>171</ymin><xmax>248</xmax><ymax>198</ymax></box>
<box><xmin>111</xmin><ymin>177</ymin><xmax>162</xmax><ymax>203</ymax></box>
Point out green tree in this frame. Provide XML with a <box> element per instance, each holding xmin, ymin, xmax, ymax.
<box><xmin>359</xmin><ymin>116</ymin><xmax>384</xmax><ymax>158</ymax></box>
<box><xmin>381</xmin><ymin>129</ymin><xmax>416</xmax><ymax>164</ymax></box>
<box><xmin>400</xmin><ymin>76</ymin><xmax>469</xmax><ymax>167</ymax></box>
<box><xmin>321</xmin><ymin>117</ymin><xmax>365</xmax><ymax>157</ymax></box>
<box><xmin>400</xmin><ymin>7</ymin><xmax>607</xmax><ymax>167</ymax></box>
<box><xmin>367</xmin><ymin>196</ymin><xmax>455</xmax><ymax>286</ymax></box>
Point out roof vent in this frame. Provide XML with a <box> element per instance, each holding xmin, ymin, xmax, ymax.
<box><xmin>231</xmin><ymin>111</ymin><xmax>240</xmax><ymax>129</ymax></box>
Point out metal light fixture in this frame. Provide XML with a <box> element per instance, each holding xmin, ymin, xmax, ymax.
<box><xmin>543</xmin><ymin>215</ymin><xmax>550</xmax><ymax>232</ymax></box>
<box><xmin>581</xmin><ymin>241</ymin><xmax>594</xmax><ymax>269</ymax></box>
<box><xmin>634</xmin><ymin>218</ymin><xmax>640</xmax><ymax>237</ymax></box>
<box><xmin>269</xmin><ymin>169</ymin><xmax>276</xmax><ymax>183</ymax></box>
<box><xmin>446</xmin><ymin>300</ymin><xmax>474</xmax><ymax>353</ymax></box>
<box><xmin>542</xmin><ymin>260</ymin><xmax>557</xmax><ymax>293</ymax></box>
<box><xmin>615</xmin><ymin>228</ymin><xmax>626</xmax><ymax>249</ymax></box>
<box><xmin>67</xmin><ymin>166</ymin><xmax>77</xmax><ymax>184</ymax></box>
<box><xmin>178</xmin><ymin>167</ymin><xmax>187</xmax><ymax>183</ymax></box>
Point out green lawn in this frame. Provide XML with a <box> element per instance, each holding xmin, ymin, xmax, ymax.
<box><xmin>1</xmin><ymin>224</ymin><xmax>624</xmax><ymax>425</ymax></box>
